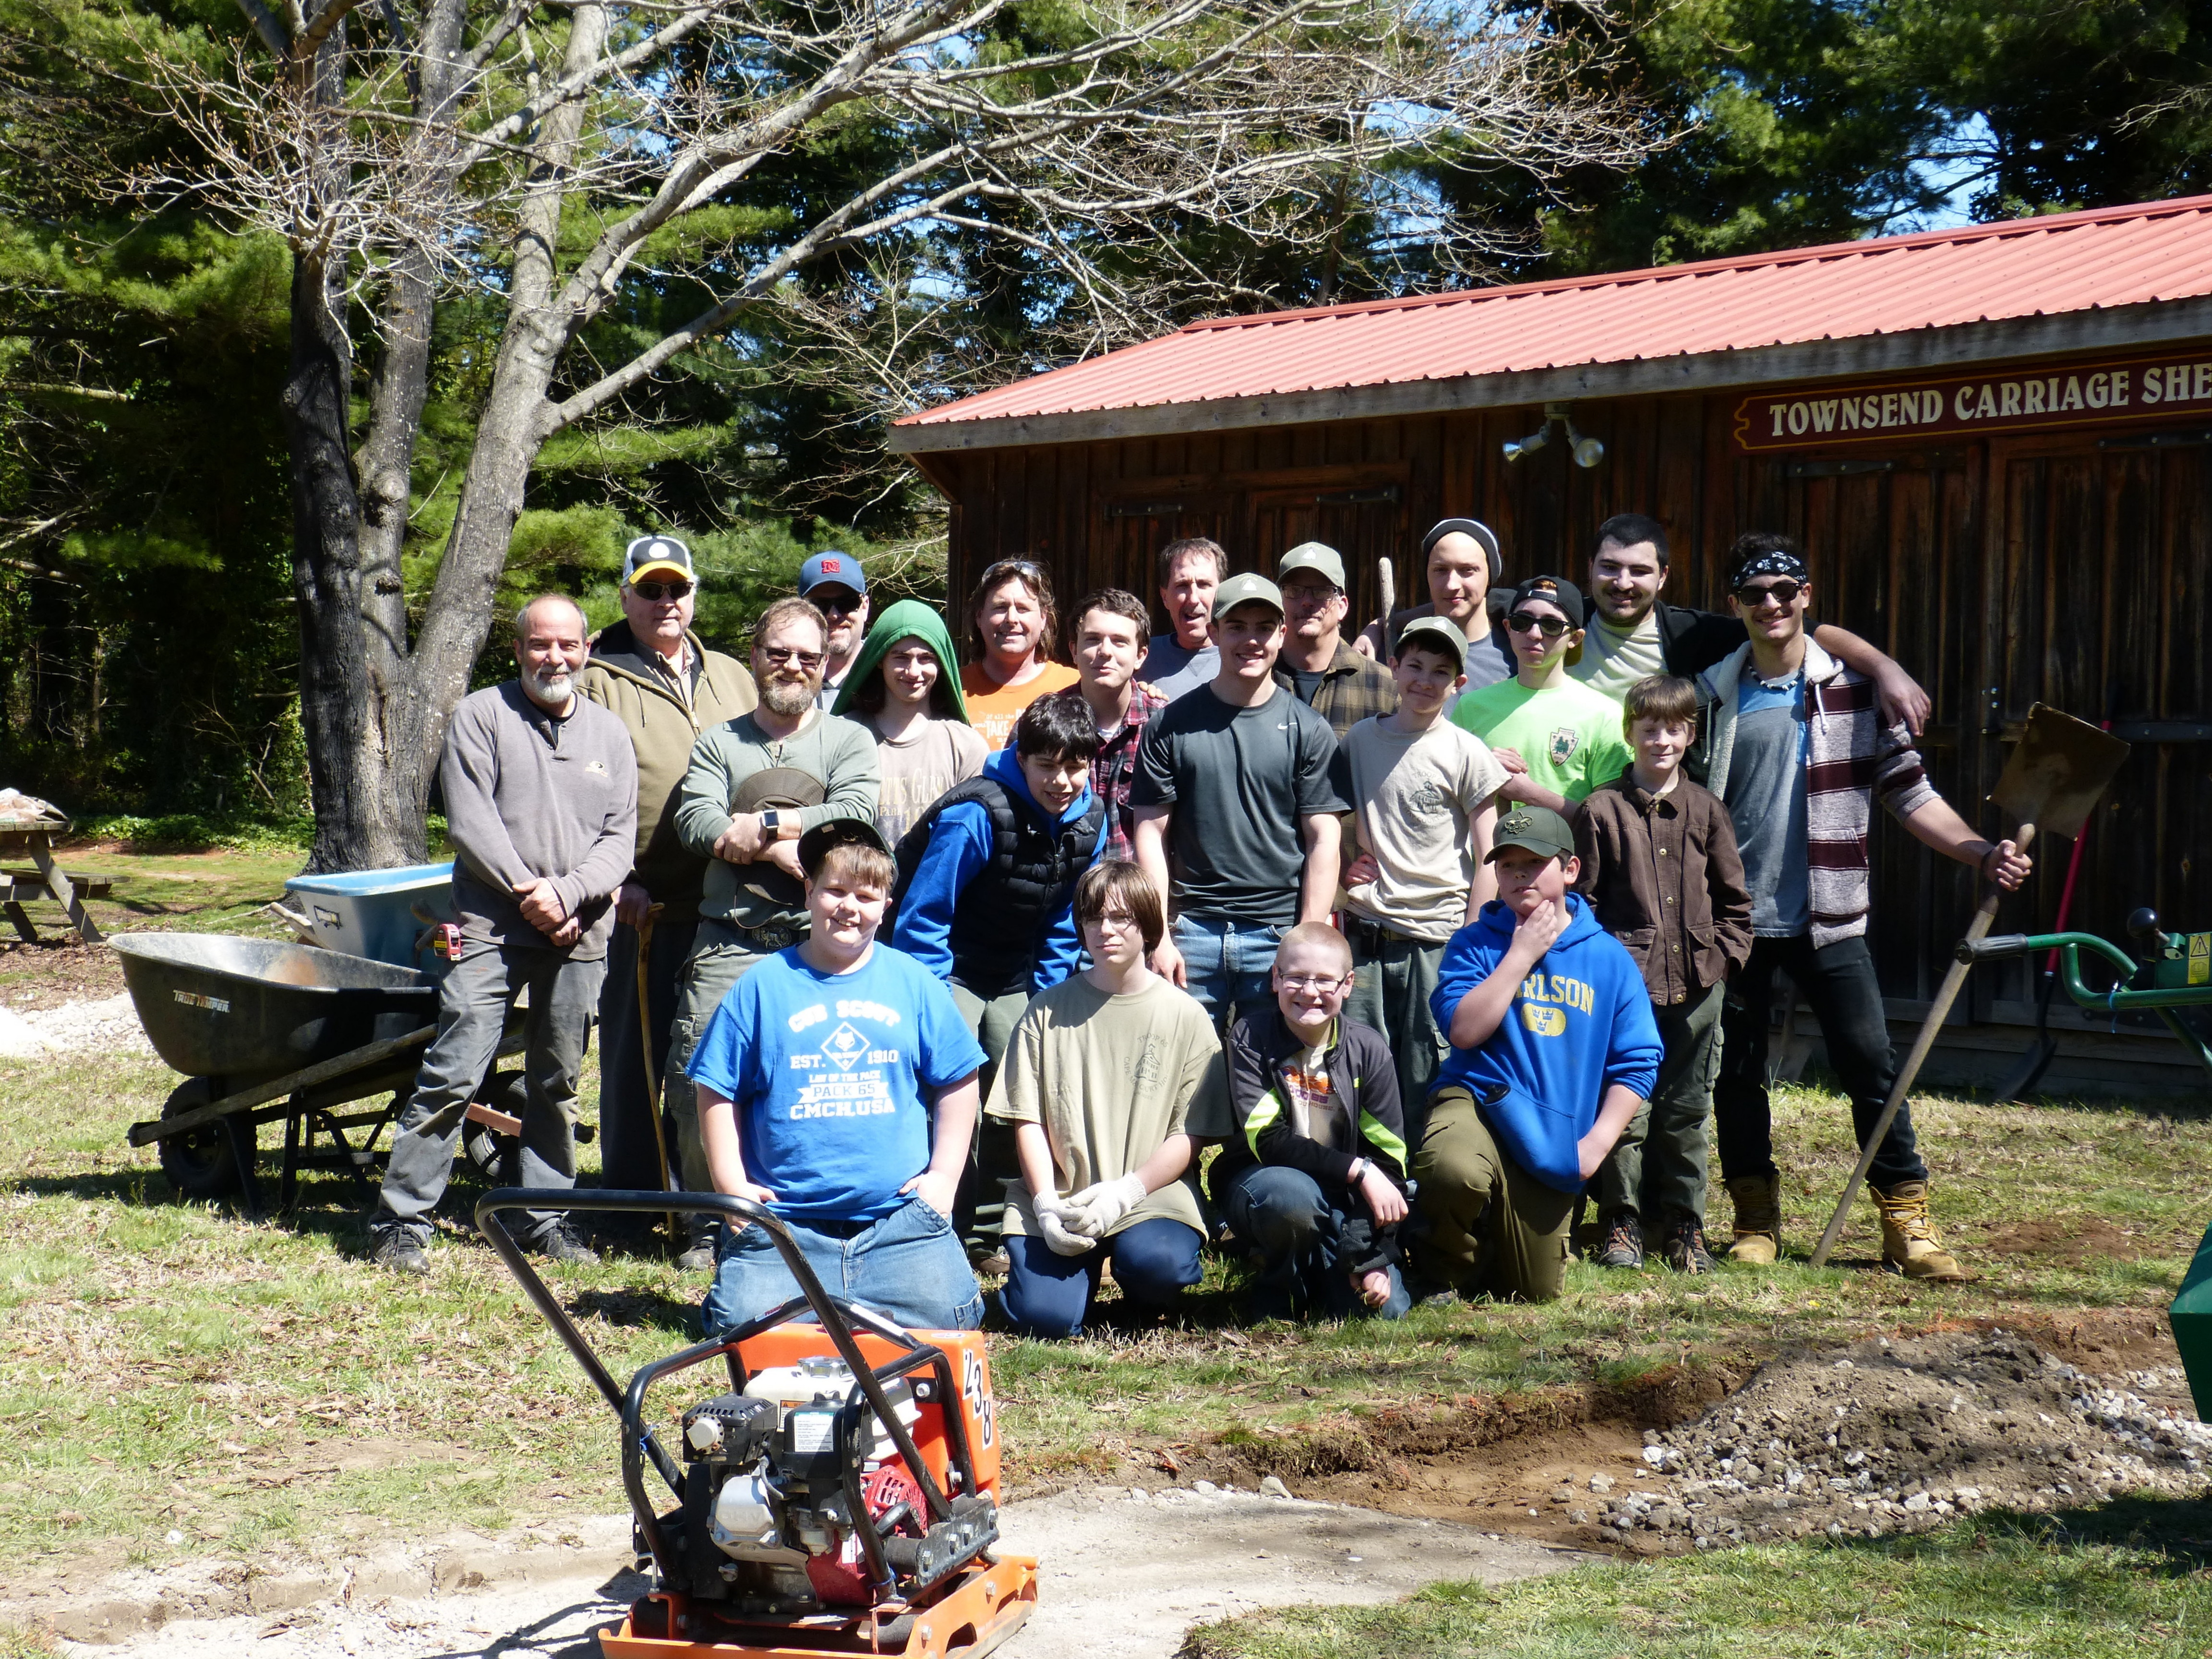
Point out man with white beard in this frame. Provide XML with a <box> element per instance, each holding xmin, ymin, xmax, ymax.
<box><xmin>663</xmin><ymin>597</ymin><xmax>881</xmax><ymax>1265</ymax></box>
<box><xmin>371</xmin><ymin>594</ymin><xmax>638</xmax><ymax>1275</ymax></box>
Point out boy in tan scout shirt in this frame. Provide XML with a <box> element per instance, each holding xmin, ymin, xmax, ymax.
<box><xmin>1572</xmin><ymin>675</ymin><xmax>1752</xmax><ymax>1274</ymax></box>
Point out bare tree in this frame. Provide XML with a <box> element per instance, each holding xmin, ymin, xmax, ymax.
<box><xmin>156</xmin><ymin>0</ymin><xmax>1653</xmax><ymax>868</ymax></box>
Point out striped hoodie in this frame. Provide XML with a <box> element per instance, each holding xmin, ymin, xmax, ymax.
<box><xmin>1690</xmin><ymin>639</ymin><xmax>1936</xmax><ymax>949</ymax></box>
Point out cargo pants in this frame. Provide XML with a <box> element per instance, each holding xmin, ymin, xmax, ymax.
<box><xmin>1410</xmin><ymin>1085</ymin><xmax>1578</xmax><ymax>1302</ymax></box>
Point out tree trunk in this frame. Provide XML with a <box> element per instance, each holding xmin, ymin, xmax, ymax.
<box><xmin>284</xmin><ymin>22</ymin><xmax>427</xmax><ymax>873</ymax></box>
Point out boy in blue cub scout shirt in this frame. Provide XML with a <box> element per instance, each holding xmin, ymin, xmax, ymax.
<box><xmin>688</xmin><ymin>820</ymin><xmax>988</xmax><ymax>1338</ymax></box>
<box><xmin>1409</xmin><ymin>805</ymin><xmax>1662</xmax><ymax>1303</ymax></box>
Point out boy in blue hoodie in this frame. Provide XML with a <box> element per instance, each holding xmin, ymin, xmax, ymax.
<box><xmin>891</xmin><ymin>694</ymin><xmax>1107</xmax><ymax>1253</ymax></box>
<box><xmin>1411</xmin><ymin>805</ymin><xmax>1663</xmax><ymax>1302</ymax></box>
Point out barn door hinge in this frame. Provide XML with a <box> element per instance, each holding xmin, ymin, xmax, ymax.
<box><xmin>1314</xmin><ymin>485</ymin><xmax>1401</xmax><ymax>505</ymax></box>
<box><xmin>1783</xmin><ymin>458</ymin><xmax>1896</xmax><ymax>479</ymax></box>
<box><xmin>2098</xmin><ymin>429</ymin><xmax>2212</xmax><ymax>451</ymax></box>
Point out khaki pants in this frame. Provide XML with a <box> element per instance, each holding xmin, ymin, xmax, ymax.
<box><xmin>1411</xmin><ymin>1086</ymin><xmax>1577</xmax><ymax>1302</ymax></box>
<box><xmin>666</xmin><ymin>922</ymin><xmax>781</xmax><ymax>1220</ymax></box>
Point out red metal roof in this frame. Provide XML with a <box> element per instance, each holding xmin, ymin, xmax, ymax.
<box><xmin>896</xmin><ymin>195</ymin><xmax>2212</xmax><ymax>431</ymax></box>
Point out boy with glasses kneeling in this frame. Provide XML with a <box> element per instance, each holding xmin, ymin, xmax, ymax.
<box><xmin>1215</xmin><ymin>924</ymin><xmax>1413</xmax><ymax>1321</ymax></box>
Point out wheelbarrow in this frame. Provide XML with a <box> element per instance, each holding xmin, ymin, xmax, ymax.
<box><xmin>114</xmin><ymin>933</ymin><xmax>534</xmax><ymax>1215</ymax></box>
<box><xmin>1955</xmin><ymin>911</ymin><xmax>2212</xmax><ymax>1421</ymax></box>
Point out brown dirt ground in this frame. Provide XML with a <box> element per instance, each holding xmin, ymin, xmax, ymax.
<box><xmin>1166</xmin><ymin>1307</ymin><xmax>2182</xmax><ymax>1555</ymax></box>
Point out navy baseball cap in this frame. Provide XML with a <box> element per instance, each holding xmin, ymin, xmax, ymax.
<box><xmin>799</xmin><ymin>552</ymin><xmax>866</xmax><ymax>597</ymax></box>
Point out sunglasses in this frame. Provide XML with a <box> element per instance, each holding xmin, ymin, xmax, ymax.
<box><xmin>1505</xmin><ymin>610</ymin><xmax>1572</xmax><ymax>638</ymax></box>
<box><xmin>811</xmin><ymin>590</ymin><xmax>865</xmax><ymax>615</ymax></box>
<box><xmin>1733</xmin><ymin>579</ymin><xmax>1804</xmax><ymax>609</ymax></box>
<box><xmin>759</xmin><ymin>645</ymin><xmax>826</xmax><ymax>671</ymax></box>
<box><xmin>632</xmin><ymin>578</ymin><xmax>692</xmax><ymax>601</ymax></box>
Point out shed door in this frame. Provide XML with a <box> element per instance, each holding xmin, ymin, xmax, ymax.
<box><xmin>1245</xmin><ymin>481</ymin><xmax>1410</xmax><ymax>648</ymax></box>
<box><xmin>1985</xmin><ymin>433</ymin><xmax>2212</xmax><ymax>1013</ymax></box>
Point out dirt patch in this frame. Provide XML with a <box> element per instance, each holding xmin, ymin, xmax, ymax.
<box><xmin>0</xmin><ymin>938</ymin><xmax>126</xmax><ymax>1012</ymax></box>
<box><xmin>1589</xmin><ymin>1329</ymin><xmax>2211</xmax><ymax>1553</ymax></box>
<box><xmin>1985</xmin><ymin>1215</ymin><xmax>2143</xmax><ymax>1264</ymax></box>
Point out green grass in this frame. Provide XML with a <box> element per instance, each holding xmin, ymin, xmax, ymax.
<box><xmin>1186</xmin><ymin>1505</ymin><xmax>2212</xmax><ymax>1659</ymax></box>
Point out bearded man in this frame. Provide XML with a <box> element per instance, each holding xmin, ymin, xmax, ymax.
<box><xmin>370</xmin><ymin>594</ymin><xmax>638</xmax><ymax>1275</ymax></box>
<box><xmin>662</xmin><ymin>597</ymin><xmax>881</xmax><ymax>1266</ymax></box>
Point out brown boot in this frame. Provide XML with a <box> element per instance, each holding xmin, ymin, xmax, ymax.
<box><xmin>1870</xmin><ymin>1179</ymin><xmax>1967</xmax><ymax>1282</ymax></box>
<box><xmin>1724</xmin><ymin>1172</ymin><xmax>1782</xmax><ymax>1265</ymax></box>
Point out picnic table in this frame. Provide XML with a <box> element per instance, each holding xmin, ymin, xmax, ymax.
<box><xmin>0</xmin><ymin>814</ymin><xmax>106</xmax><ymax>945</ymax></box>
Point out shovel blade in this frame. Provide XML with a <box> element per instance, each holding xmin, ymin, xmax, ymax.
<box><xmin>1989</xmin><ymin>703</ymin><xmax>2131</xmax><ymax>841</ymax></box>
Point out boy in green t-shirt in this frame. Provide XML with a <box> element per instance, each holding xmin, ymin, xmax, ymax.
<box><xmin>1449</xmin><ymin>575</ymin><xmax>1632</xmax><ymax>811</ymax></box>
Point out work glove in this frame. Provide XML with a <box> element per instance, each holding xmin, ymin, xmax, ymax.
<box><xmin>1064</xmin><ymin>1173</ymin><xmax>1148</xmax><ymax>1238</ymax></box>
<box><xmin>1030</xmin><ymin>1190</ymin><xmax>1095</xmax><ymax>1257</ymax></box>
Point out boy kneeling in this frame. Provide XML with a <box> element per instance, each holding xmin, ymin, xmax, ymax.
<box><xmin>689</xmin><ymin>821</ymin><xmax>987</xmax><ymax>1338</ymax></box>
<box><xmin>1217</xmin><ymin>924</ymin><xmax>1412</xmax><ymax>1321</ymax></box>
<box><xmin>1411</xmin><ymin>806</ymin><xmax>1663</xmax><ymax>1302</ymax></box>
<box><xmin>987</xmin><ymin>861</ymin><xmax>1226</xmax><ymax>1337</ymax></box>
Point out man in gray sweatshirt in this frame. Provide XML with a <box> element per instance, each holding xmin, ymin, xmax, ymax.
<box><xmin>370</xmin><ymin>593</ymin><xmax>638</xmax><ymax>1275</ymax></box>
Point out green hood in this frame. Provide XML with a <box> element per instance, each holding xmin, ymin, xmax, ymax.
<box><xmin>831</xmin><ymin>599</ymin><xmax>970</xmax><ymax>723</ymax></box>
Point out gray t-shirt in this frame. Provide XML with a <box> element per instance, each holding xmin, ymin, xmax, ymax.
<box><xmin>1570</xmin><ymin>610</ymin><xmax>1666</xmax><ymax>703</ymax></box>
<box><xmin>1145</xmin><ymin>632</ymin><xmax>1220</xmax><ymax>702</ymax></box>
<box><xmin>1725</xmin><ymin>672</ymin><xmax>1811</xmax><ymax>936</ymax></box>
<box><xmin>1130</xmin><ymin>685</ymin><xmax>1346</xmax><ymax>927</ymax></box>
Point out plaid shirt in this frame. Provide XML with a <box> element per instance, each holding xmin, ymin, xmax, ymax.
<box><xmin>1274</xmin><ymin>639</ymin><xmax>1398</xmax><ymax>740</ymax></box>
<box><xmin>1053</xmin><ymin>680</ymin><xmax>1170</xmax><ymax>862</ymax></box>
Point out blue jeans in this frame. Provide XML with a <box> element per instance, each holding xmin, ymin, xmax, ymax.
<box><xmin>701</xmin><ymin>1194</ymin><xmax>984</xmax><ymax>1339</ymax></box>
<box><xmin>1223</xmin><ymin>1165</ymin><xmax>1408</xmax><ymax>1321</ymax></box>
<box><xmin>1172</xmin><ymin>913</ymin><xmax>1286</xmax><ymax>1023</ymax></box>
<box><xmin>999</xmin><ymin>1219</ymin><xmax>1205</xmax><ymax>1338</ymax></box>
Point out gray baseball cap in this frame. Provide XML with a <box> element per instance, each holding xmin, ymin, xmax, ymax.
<box><xmin>1392</xmin><ymin>613</ymin><xmax>1467</xmax><ymax>670</ymax></box>
<box><xmin>1277</xmin><ymin>541</ymin><xmax>1346</xmax><ymax>592</ymax></box>
<box><xmin>1211</xmin><ymin>572</ymin><xmax>1285</xmax><ymax>620</ymax></box>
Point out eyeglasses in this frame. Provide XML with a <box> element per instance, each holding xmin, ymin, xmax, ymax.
<box><xmin>1733</xmin><ymin>579</ymin><xmax>1804</xmax><ymax>610</ymax></box>
<box><xmin>1505</xmin><ymin>610</ymin><xmax>1572</xmax><ymax>638</ymax></box>
<box><xmin>811</xmin><ymin>590</ymin><xmax>864</xmax><ymax>615</ymax></box>
<box><xmin>759</xmin><ymin>645</ymin><xmax>826</xmax><ymax>671</ymax></box>
<box><xmin>1278</xmin><ymin>973</ymin><xmax>1351</xmax><ymax>993</ymax></box>
<box><xmin>632</xmin><ymin>579</ymin><xmax>692</xmax><ymax>601</ymax></box>
<box><xmin>1090</xmin><ymin>910</ymin><xmax>1143</xmax><ymax>933</ymax></box>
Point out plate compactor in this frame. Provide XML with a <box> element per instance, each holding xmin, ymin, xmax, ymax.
<box><xmin>478</xmin><ymin>1190</ymin><xmax>1038</xmax><ymax>1659</ymax></box>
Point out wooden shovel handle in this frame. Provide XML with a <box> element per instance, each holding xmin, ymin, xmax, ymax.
<box><xmin>1807</xmin><ymin>824</ymin><xmax>2037</xmax><ymax>1269</ymax></box>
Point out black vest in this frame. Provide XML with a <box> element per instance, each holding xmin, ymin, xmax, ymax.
<box><xmin>893</xmin><ymin>775</ymin><xmax>1105</xmax><ymax>998</ymax></box>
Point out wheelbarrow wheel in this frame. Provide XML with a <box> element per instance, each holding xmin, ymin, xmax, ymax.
<box><xmin>461</xmin><ymin>1070</ymin><xmax>526</xmax><ymax>1182</ymax></box>
<box><xmin>156</xmin><ymin>1077</ymin><xmax>250</xmax><ymax>1201</ymax></box>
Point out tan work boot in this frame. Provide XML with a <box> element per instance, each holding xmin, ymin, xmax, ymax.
<box><xmin>1869</xmin><ymin>1179</ymin><xmax>1967</xmax><ymax>1282</ymax></box>
<box><xmin>1724</xmin><ymin>1172</ymin><xmax>1782</xmax><ymax>1265</ymax></box>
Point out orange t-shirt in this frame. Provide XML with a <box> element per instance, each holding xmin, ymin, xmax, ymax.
<box><xmin>959</xmin><ymin>661</ymin><xmax>1080</xmax><ymax>750</ymax></box>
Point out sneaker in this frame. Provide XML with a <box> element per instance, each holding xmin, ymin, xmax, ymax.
<box><xmin>532</xmin><ymin>1220</ymin><xmax>601</xmax><ymax>1266</ymax></box>
<box><xmin>1596</xmin><ymin>1212</ymin><xmax>1645</xmax><ymax>1270</ymax></box>
<box><xmin>1661</xmin><ymin>1216</ymin><xmax>1716</xmax><ymax>1274</ymax></box>
<box><xmin>371</xmin><ymin>1230</ymin><xmax>430</xmax><ymax>1276</ymax></box>
<box><xmin>676</xmin><ymin>1240</ymin><xmax>718</xmax><ymax>1272</ymax></box>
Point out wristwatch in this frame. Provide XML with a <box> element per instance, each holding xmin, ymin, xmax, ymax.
<box><xmin>759</xmin><ymin>809</ymin><xmax>781</xmax><ymax>836</ymax></box>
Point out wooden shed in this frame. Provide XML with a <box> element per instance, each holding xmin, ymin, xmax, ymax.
<box><xmin>890</xmin><ymin>196</ymin><xmax>2212</xmax><ymax>1094</ymax></box>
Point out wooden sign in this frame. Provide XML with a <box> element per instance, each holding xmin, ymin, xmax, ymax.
<box><xmin>1731</xmin><ymin>348</ymin><xmax>2212</xmax><ymax>452</ymax></box>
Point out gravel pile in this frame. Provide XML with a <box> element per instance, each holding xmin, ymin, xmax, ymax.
<box><xmin>1578</xmin><ymin>1331</ymin><xmax>2212</xmax><ymax>1551</ymax></box>
<box><xmin>0</xmin><ymin>993</ymin><xmax>155</xmax><ymax>1058</ymax></box>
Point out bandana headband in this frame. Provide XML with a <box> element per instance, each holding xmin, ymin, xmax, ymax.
<box><xmin>1733</xmin><ymin>549</ymin><xmax>1809</xmax><ymax>587</ymax></box>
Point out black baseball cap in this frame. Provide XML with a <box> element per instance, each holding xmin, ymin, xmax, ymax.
<box><xmin>1506</xmin><ymin>575</ymin><xmax>1586</xmax><ymax>630</ymax></box>
<box><xmin>798</xmin><ymin>818</ymin><xmax>891</xmax><ymax>878</ymax></box>
<box><xmin>1485</xmin><ymin>805</ymin><xmax>1577</xmax><ymax>864</ymax></box>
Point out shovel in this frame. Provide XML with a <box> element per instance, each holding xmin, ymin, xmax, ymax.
<box><xmin>1807</xmin><ymin>704</ymin><xmax>2131</xmax><ymax>1269</ymax></box>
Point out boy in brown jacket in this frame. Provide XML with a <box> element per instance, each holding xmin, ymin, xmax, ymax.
<box><xmin>1573</xmin><ymin>675</ymin><xmax>1752</xmax><ymax>1272</ymax></box>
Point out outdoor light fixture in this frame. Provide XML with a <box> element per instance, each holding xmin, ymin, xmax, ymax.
<box><xmin>1502</xmin><ymin>402</ymin><xmax>1606</xmax><ymax>468</ymax></box>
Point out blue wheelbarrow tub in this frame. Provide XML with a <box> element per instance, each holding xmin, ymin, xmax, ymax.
<box><xmin>112</xmin><ymin>932</ymin><xmax>438</xmax><ymax>1086</ymax></box>
<box><xmin>283</xmin><ymin>862</ymin><xmax>456</xmax><ymax>974</ymax></box>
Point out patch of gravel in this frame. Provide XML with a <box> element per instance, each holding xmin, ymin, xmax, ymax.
<box><xmin>0</xmin><ymin>993</ymin><xmax>155</xmax><ymax>1059</ymax></box>
<box><xmin>1579</xmin><ymin>1330</ymin><xmax>2212</xmax><ymax>1551</ymax></box>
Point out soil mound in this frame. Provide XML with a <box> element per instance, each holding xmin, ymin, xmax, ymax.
<box><xmin>1589</xmin><ymin>1329</ymin><xmax>2212</xmax><ymax>1551</ymax></box>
